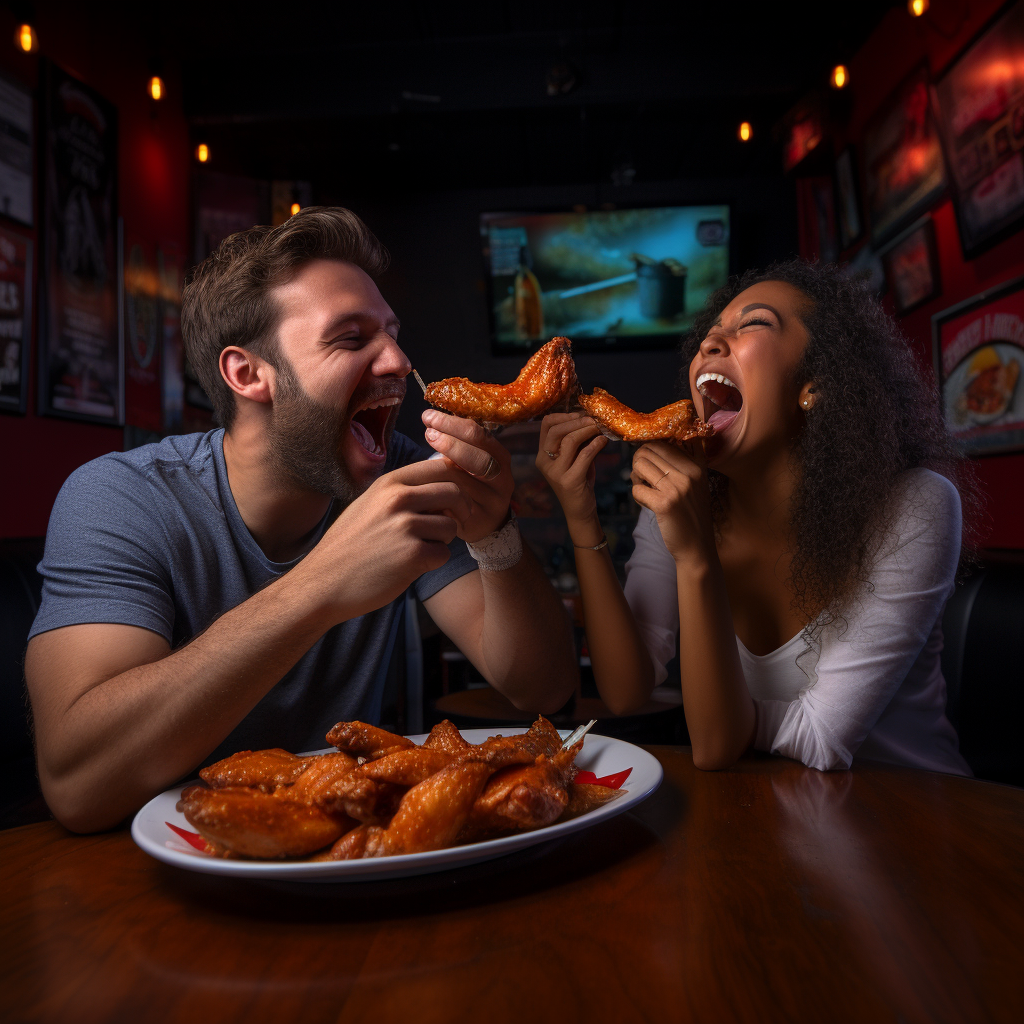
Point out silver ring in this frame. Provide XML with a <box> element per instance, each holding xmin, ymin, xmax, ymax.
<box><xmin>544</xmin><ymin>449</ymin><xmax>559</xmax><ymax>460</ymax></box>
<box><xmin>480</xmin><ymin>456</ymin><xmax>501</xmax><ymax>481</ymax></box>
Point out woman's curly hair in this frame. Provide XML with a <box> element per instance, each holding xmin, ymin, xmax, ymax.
<box><xmin>680</xmin><ymin>259</ymin><xmax>979</xmax><ymax>630</ymax></box>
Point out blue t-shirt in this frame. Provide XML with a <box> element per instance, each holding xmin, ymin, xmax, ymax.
<box><xmin>30</xmin><ymin>428</ymin><xmax>476</xmax><ymax>763</ymax></box>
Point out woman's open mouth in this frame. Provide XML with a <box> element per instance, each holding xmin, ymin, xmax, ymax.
<box><xmin>696</xmin><ymin>372</ymin><xmax>743</xmax><ymax>432</ymax></box>
<box><xmin>349</xmin><ymin>398</ymin><xmax>401</xmax><ymax>458</ymax></box>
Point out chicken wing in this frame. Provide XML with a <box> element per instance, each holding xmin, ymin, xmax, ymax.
<box><xmin>288</xmin><ymin>751</ymin><xmax>360</xmax><ymax>804</ymax></box>
<box><xmin>578</xmin><ymin>388</ymin><xmax>713</xmax><ymax>443</ymax></box>
<box><xmin>326</xmin><ymin>721</ymin><xmax>415</xmax><ymax>759</ymax></box>
<box><xmin>423</xmin><ymin>336</ymin><xmax>578</xmax><ymax>425</ymax></box>
<box><xmin>199</xmin><ymin>748</ymin><xmax>317</xmax><ymax>792</ymax></box>
<box><xmin>423</xmin><ymin>718</ymin><xmax>471</xmax><ymax>755</ymax></box>
<box><xmin>178</xmin><ymin>784</ymin><xmax>351</xmax><ymax>859</ymax></box>
<box><xmin>455</xmin><ymin>715</ymin><xmax>564</xmax><ymax>768</ymax></box>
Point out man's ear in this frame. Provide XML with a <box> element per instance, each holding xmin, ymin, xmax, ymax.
<box><xmin>220</xmin><ymin>347</ymin><xmax>274</xmax><ymax>405</ymax></box>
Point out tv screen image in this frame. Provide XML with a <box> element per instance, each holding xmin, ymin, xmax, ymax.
<box><xmin>482</xmin><ymin>205</ymin><xmax>730</xmax><ymax>353</ymax></box>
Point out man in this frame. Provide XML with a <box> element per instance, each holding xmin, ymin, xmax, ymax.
<box><xmin>26</xmin><ymin>207</ymin><xmax>577</xmax><ymax>833</ymax></box>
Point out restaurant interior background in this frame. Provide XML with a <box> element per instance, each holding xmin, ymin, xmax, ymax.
<box><xmin>1</xmin><ymin>0</ymin><xmax>1023</xmax><ymax>752</ymax></box>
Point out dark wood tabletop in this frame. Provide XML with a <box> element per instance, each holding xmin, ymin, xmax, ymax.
<box><xmin>2</xmin><ymin>748</ymin><xmax>1022</xmax><ymax>1024</ymax></box>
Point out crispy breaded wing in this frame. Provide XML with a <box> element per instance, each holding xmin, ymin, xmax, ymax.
<box><xmin>326</xmin><ymin>721</ymin><xmax>415</xmax><ymax>759</ymax></box>
<box><xmin>288</xmin><ymin>751</ymin><xmax>359</xmax><ymax>804</ymax></box>
<box><xmin>424</xmin><ymin>337</ymin><xmax>578</xmax><ymax>424</ymax></box>
<box><xmin>199</xmin><ymin>748</ymin><xmax>317</xmax><ymax>792</ymax></box>
<box><xmin>465</xmin><ymin>757</ymin><xmax>569</xmax><ymax>833</ymax></box>
<box><xmin>557</xmin><ymin>782</ymin><xmax>624</xmax><ymax>821</ymax></box>
<box><xmin>178</xmin><ymin>784</ymin><xmax>350</xmax><ymax>859</ymax></box>
<box><xmin>455</xmin><ymin>715</ymin><xmax>564</xmax><ymax>768</ymax></box>
<box><xmin>423</xmin><ymin>719</ymin><xmax>471</xmax><ymax>754</ymax></box>
<box><xmin>578</xmin><ymin>388</ymin><xmax>713</xmax><ymax>443</ymax></box>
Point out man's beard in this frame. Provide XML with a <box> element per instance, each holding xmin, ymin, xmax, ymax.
<box><xmin>267</xmin><ymin>363</ymin><xmax>382</xmax><ymax>507</ymax></box>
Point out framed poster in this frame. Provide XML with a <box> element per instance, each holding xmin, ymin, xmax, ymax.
<box><xmin>779</xmin><ymin>94</ymin><xmax>826</xmax><ymax>174</ymax></box>
<box><xmin>0</xmin><ymin>74</ymin><xmax>33</xmax><ymax>226</ymax></box>
<box><xmin>0</xmin><ymin>225</ymin><xmax>32</xmax><ymax>414</ymax></box>
<box><xmin>933</xmin><ymin>1</ymin><xmax>1024</xmax><ymax>259</ymax></box>
<box><xmin>864</xmin><ymin>65</ymin><xmax>947</xmax><ymax>248</ymax></box>
<box><xmin>795</xmin><ymin>177</ymin><xmax>837</xmax><ymax>262</ymax></box>
<box><xmin>932</xmin><ymin>275</ymin><xmax>1024</xmax><ymax>456</ymax></box>
<box><xmin>834</xmin><ymin>147</ymin><xmax>863</xmax><ymax>250</ymax></box>
<box><xmin>880</xmin><ymin>215</ymin><xmax>941</xmax><ymax>316</ymax></box>
<box><xmin>38</xmin><ymin>61</ymin><xmax>122</xmax><ymax>425</ymax></box>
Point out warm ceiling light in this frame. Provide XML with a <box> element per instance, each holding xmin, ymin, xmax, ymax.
<box><xmin>738</xmin><ymin>121</ymin><xmax>752</xmax><ymax>142</ymax></box>
<box><xmin>15</xmin><ymin>24</ymin><xmax>37</xmax><ymax>53</ymax></box>
<box><xmin>148</xmin><ymin>76</ymin><xmax>164</xmax><ymax>101</ymax></box>
<box><xmin>195</xmin><ymin>143</ymin><xmax>209</xmax><ymax>163</ymax></box>
<box><xmin>831</xmin><ymin>65</ymin><xmax>849</xmax><ymax>89</ymax></box>
<box><xmin>908</xmin><ymin>0</ymin><xmax>929</xmax><ymax>15</ymax></box>
<box><xmin>290</xmin><ymin>203</ymin><xmax>301</xmax><ymax>216</ymax></box>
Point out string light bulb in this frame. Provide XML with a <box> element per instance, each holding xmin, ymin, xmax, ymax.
<box><xmin>195</xmin><ymin>143</ymin><xmax>209</xmax><ymax>163</ymax></box>
<box><xmin>831</xmin><ymin>65</ymin><xmax>849</xmax><ymax>90</ymax></box>
<box><xmin>290</xmin><ymin>203</ymin><xmax>301</xmax><ymax>216</ymax></box>
<box><xmin>908</xmin><ymin>0</ymin><xmax>929</xmax><ymax>15</ymax></box>
<box><xmin>15</xmin><ymin>24</ymin><xmax>38</xmax><ymax>53</ymax></box>
<box><xmin>738</xmin><ymin>121</ymin><xmax>752</xmax><ymax>142</ymax></box>
<box><xmin>148</xmin><ymin>76</ymin><xmax>164</xmax><ymax>101</ymax></box>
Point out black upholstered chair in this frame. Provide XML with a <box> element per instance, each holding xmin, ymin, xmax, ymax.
<box><xmin>0</xmin><ymin>538</ymin><xmax>49</xmax><ymax>828</ymax></box>
<box><xmin>941</xmin><ymin>561</ymin><xmax>1024</xmax><ymax>787</ymax></box>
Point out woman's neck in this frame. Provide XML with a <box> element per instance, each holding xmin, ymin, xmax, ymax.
<box><xmin>721</xmin><ymin>448</ymin><xmax>799</xmax><ymax>541</ymax></box>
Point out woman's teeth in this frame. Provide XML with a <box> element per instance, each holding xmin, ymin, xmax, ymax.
<box><xmin>696</xmin><ymin>372</ymin><xmax>738</xmax><ymax>393</ymax></box>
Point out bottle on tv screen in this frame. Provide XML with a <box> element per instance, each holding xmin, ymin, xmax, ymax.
<box><xmin>481</xmin><ymin>205</ymin><xmax>730</xmax><ymax>354</ymax></box>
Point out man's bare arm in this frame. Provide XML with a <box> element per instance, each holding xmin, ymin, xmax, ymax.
<box><xmin>26</xmin><ymin>460</ymin><xmax>468</xmax><ymax>833</ymax></box>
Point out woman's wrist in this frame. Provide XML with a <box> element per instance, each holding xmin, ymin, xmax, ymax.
<box><xmin>567</xmin><ymin>514</ymin><xmax>604</xmax><ymax>549</ymax></box>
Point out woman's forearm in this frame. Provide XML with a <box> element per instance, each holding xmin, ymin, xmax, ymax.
<box><xmin>569</xmin><ymin>514</ymin><xmax>656</xmax><ymax>715</ymax></box>
<box><xmin>675</xmin><ymin>555</ymin><xmax>755</xmax><ymax>769</ymax></box>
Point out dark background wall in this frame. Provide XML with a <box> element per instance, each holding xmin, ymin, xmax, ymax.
<box><xmin>0</xmin><ymin>4</ymin><xmax>190</xmax><ymax>538</ymax></box>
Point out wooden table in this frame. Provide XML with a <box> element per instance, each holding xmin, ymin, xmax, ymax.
<box><xmin>2</xmin><ymin>749</ymin><xmax>1022</xmax><ymax>1024</ymax></box>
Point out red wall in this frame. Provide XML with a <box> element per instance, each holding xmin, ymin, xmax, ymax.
<box><xmin>0</xmin><ymin>6</ymin><xmax>191</xmax><ymax>538</ymax></box>
<box><xmin>840</xmin><ymin>0</ymin><xmax>1024</xmax><ymax>549</ymax></box>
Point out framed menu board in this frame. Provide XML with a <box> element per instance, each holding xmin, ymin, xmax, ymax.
<box><xmin>933</xmin><ymin>275</ymin><xmax>1024</xmax><ymax>456</ymax></box>
<box><xmin>0</xmin><ymin>225</ymin><xmax>32</xmax><ymax>414</ymax></box>
<box><xmin>932</xmin><ymin>1</ymin><xmax>1024</xmax><ymax>259</ymax></box>
<box><xmin>38</xmin><ymin>61</ymin><xmax>122</xmax><ymax>424</ymax></box>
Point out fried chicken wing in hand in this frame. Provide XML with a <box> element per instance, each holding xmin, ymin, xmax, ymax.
<box><xmin>423</xmin><ymin>337</ymin><xmax>578</xmax><ymax>425</ymax></box>
<box><xmin>578</xmin><ymin>388</ymin><xmax>713</xmax><ymax>443</ymax></box>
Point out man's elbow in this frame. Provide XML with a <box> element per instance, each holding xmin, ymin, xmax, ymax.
<box><xmin>38</xmin><ymin>769</ymin><xmax>132</xmax><ymax>834</ymax></box>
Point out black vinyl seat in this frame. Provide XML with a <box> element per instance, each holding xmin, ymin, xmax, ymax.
<box><xmin>941</xmin><ymin>561</ymin><xmax>1024</xmax><ymax>787</ymax></box>
<box><xmin>0</xmin><ymin>538</ymin><xmax>49</xmax><ymax>828</ymax></box>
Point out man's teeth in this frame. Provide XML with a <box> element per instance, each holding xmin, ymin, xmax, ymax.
<box><xmin>360</xmin><ymin>398</ymin><xmax>401</xmax><ymax>411</ymax></box>
<box><xmin>696</xmin><ymin>372</ymin><xmax>738</xmax><ymax>395</ymax></box>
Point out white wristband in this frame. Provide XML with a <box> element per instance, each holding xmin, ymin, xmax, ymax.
<box><xmin>466</xmin><ymin>511</ymin><xmax>522</xmax><ymax>572</ymax></box>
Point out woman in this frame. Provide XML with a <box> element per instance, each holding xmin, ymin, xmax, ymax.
<box><xmin>538</xmin><ymin>260</ymin><xmax>972</xmax><ymax>774</ymax></box>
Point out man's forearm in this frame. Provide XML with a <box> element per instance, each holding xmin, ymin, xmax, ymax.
<box><xmin>474</xmin><ymin>546</ymin><xmax>578</xmax><ymax>713</ymax></box>
<box><xmin>30</xmin><ymin>561</ymin><xmax>338</xmax><ymax>832</ymax></box>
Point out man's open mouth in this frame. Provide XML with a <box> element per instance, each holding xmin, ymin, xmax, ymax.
<box><xmin>696</xmin><ymin>372</ymin><xmax>743</xmax><ymax>432</ymax></box>
<box><xmin>349</xmin><ymin>397</ymin><xmax>402</xmax><ymax>457</ymax></box>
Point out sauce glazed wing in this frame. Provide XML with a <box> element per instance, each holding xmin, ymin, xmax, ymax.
<box><xmin>578</xmin><ymin>388</ymin><xmax>713</xmax><ymax>443</ymax></box>
<box><xmin>423</xmin><ymin>336</ymin><xmax>578</xmax><ymax>425</ymax></box>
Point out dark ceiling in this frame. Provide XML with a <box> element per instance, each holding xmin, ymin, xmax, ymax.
<box><xmin>147</xmin><ymin>1</ymin><xmax>897</xmax><ymax>192</ymax></box>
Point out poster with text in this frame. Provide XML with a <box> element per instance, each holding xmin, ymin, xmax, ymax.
<box><xmin>38</xmin><ymin>61</ymin><xmax>121</xmax><ymax>424</ymax></box>
<box><xmin>933</xmin><ymin>276</ymin><xmax>1024</xmax><ymax>456</ymax></box>
<box><xmin>0</xmin><ymin>225</ymin><xmax>32</xmax><ymax>414</ymax></box>
<box><xmin>933</xmin><ymin>1</ymin><xmax>1024</xmax><ymax>258</ymax></box>
<box><xmin>0</xmin><ymin>75</ymin><xmax>33</xmax><ymax>226</ymax></box>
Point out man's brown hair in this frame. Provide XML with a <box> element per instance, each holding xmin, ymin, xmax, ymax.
<box><xmin>180</xmin><ymin>206</ymin><xmax>389</xmax><ymax>427</ymax></box>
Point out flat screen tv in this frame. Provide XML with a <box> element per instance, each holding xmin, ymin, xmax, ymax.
<box><xmin>481</xmin><ymin>204</ymin><xmax>730</xmax><ymax>354</ymax></box>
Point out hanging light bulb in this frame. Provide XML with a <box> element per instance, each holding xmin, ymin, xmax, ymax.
<box><xmin>831</xmin><ymin>65</ymin><xmax>849</xmax><ymax>90</ymax></box>
<box><xmin>738</xmin><ymin>121</ymin><xmax>752</xmax><ymax>142</ymax></box>
<box><xmin>290</xmin><ymin>203</ymin><xmax>301</xmax><ymax>216</ymax></box>
<box><xmin>908</xmin><ymin>0</ymin><xmax>929</xmax><ymax>15</ymax></box>
<box><xmin>148</xmin><ymin>76</ymin><xmax>165</xmax><ymax>101</ymax></box>
<box><xmin>15</xmin><ymin>24</ymin><xmax>38</xmax><ymax>53</ymax></box>
<box><xmin>195</xmin><ymin>143</ymin><xmax>209</xmax><ymax>163</ymax></box>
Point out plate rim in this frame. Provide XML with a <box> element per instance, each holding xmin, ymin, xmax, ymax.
<box><xmin>130</xmin><ymin>729</ymin><xmax>663</xmax><ymax>882</ymax></box>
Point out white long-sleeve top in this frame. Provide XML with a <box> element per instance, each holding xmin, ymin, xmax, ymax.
<box><xmin>623</xmin><ymin>467</ymin><xmax>970</xmax><ymax>775</ymax></box>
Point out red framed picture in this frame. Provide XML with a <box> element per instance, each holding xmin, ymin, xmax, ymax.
<box><xmin>932</xmin><ymin>275</ymin><xmax>1024</xmax><ymax>456</ymax></box>
<box><xmin>881</xmin><ymin>215</ymin><xmax>941</xmax><ymax>316</ymax></box>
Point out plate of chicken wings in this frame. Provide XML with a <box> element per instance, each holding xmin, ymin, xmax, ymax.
<box><xmin>131</xmin><ymin>717</ymin><xmax>663</xmax><ymax>882</ymax></box>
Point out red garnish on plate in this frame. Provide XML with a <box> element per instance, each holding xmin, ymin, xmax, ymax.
<box><xmin>575</xmin><ymin>767</ymin><xmax>632</xmax><ymax>789</ymax></box>
<box><xmin>166</xmin><ymin>822</ymin><xmax>209</xmax><ymax>852</ymax></box>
